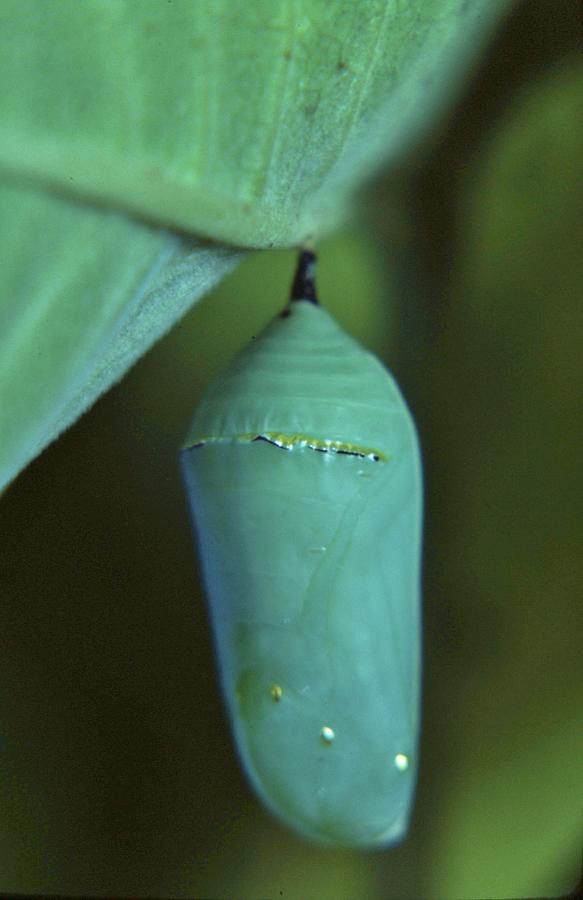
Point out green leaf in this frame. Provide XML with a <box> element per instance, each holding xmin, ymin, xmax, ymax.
<box><xmin>0</xmin><ymin>0</ymin><xmax>512</xmax><ymax>247</ymax></box>
<box><xmin>0</xmin><ymin>180</ymin><xmax>242</xmax><ymax>491</ymax></box>
<box><xmin>0</xmin><ymin>0</ymin><xmax>512</xmax><ymax>487</ymax></box>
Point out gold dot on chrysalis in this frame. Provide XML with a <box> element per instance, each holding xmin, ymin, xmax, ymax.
<box><xmin>320</xmin><ymin>726</ymin><xmax>336</xmax><ymax>745</ymax></box>
<box><xmin>394</xmin><ymin>752</ymin><xmax>409</xmax><ymax>772</ymax></box>
<box><xmin>269</xmin><ymin>684</ymin><xmax>283</xmax><ymax>702</ymax></box>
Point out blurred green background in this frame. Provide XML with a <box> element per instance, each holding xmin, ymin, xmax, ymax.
<box><xmin>1</xmin><ymin>2</ymin><xmax>582</xmax><ymax>897</ymax></box>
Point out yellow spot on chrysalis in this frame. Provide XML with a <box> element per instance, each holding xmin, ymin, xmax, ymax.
<box><xmin>320</xmin><ymin>726</ymin><xmax>336</xmax><ymax>745</ymax></box>
<box><xmin>269</xmin><ymin>684</ymin><xmax>283</xmax><ymax>702</ymax></box>
<box><xmin>394</xmin><ymin>753</ymin><xmax>409</xmax><ymax>772</ymax></box>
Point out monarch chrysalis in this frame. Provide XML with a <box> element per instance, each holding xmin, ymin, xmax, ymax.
<box><xmin>180</xmin><ymin>252</ymin><xmax>422</xmax><ymax>848</ymax></box>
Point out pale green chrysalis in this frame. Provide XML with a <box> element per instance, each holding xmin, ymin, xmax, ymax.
<box><xmin>180</xmin><ymin>251</ymin><xmax>422</xmax><ymax>848</ymax></box>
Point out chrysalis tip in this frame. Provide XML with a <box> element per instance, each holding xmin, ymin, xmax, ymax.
<box><xmin>289</xmin><ymin>249</ymin><xmax>318</xmax><ymax>305</ymax></box>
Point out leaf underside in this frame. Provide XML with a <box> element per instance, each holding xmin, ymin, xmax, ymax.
<box><xmin>0</xmin><ymin>0</ymin><xmax>512</xmax><ymax>487</ymax></box>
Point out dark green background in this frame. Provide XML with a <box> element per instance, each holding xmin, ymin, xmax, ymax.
<box><xmin>1</xmin><ymin>2</ymin><xmax>581</xmax><ymax>897</ymax></box>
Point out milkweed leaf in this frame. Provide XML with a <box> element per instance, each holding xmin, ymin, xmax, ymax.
<box><xmin>0</xmin><ymin>180</ymin><xmax>243</xmax><ymax>491</ymax></box>
<box><xmin>0</xmin><ymin>0</ymin><xmax>513</xmax><ymax>248</ymax></box>
<box><xmin>0</xmin><ymin>0</ymin><xmax>512</xmax><ymax>484</ymax></box>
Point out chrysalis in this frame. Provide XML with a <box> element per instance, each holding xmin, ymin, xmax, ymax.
<box><xmin>180</xmin><ymin>251</ymin><xmax>422</xmax><ymax>848</ymax></box>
